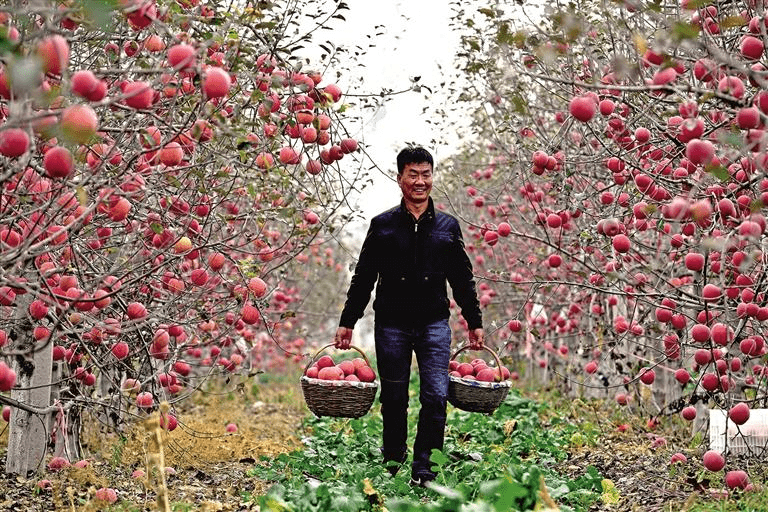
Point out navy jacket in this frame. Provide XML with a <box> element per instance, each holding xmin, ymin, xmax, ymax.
<box><xmin>339</xmin><ymin>198</ymin><xmax>483</xmax><ymax>330</ymax></box>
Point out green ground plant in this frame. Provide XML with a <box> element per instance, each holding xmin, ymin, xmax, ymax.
<box><xmin>249</xmin><ymin>374</ymin><xmax>604</xmax><ymax>511</ymax></box>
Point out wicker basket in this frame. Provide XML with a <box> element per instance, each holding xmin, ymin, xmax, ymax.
<box><xmin>300</xmin><ymin>343</ymin><xmax>378</xmax><ymax>419</ymax></box>
<box><xmin>448</xmin><ymin>345</ymin><xmax>511</xmax><ymax>414</ymax></box>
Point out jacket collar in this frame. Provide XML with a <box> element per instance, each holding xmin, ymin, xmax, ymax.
<box><xmin>398</xmin><ymin>197</ymin><xmax>435</xmax><ymax>223</ymax></box>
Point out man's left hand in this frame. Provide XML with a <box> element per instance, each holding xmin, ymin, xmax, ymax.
<box><xmin>468</xmin><ymin>328</ymin><xmax>484</xmax><ymax>350</ymax></box>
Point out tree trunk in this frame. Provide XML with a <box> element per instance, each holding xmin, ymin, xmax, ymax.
<box><xmin>6</xmin><ymin>294</ymin><xmax>54</xmax><ymax>475</ymax></box>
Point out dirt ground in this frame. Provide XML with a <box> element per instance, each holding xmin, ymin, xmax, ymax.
<box><xmin>0</xmin><ymin>375</ymin><xmax>305</xmax><ymax>511</ymax></box>
<box><xmin>1</xmin><ymin>378</ymin><xmax>766</xmax><ymax>511</ymax></box>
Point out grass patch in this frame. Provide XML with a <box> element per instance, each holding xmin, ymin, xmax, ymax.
<box><xmin>248</xmin><ymin>375</ymin><xmax>604</xmax><ymax>511</ymax></box>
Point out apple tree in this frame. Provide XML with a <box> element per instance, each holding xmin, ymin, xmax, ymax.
<box><xmin>0</xmin><ymin>0</ymin><xmax>371</xmax><ymax>474</ymax></box>
<box><xmin>435</xmin><ymin>0</ymin><xmax>768</xmax><ymax>469</ymax></box>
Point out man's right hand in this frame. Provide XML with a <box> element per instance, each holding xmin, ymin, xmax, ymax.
<box><xmin>334</xmin><ymin>327</ymin><xmax>353</xmax><ymax>349</ymax></box>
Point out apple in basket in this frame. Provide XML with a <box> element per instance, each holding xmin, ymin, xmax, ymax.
<box><xmin>449</xmin><ymin>358</ymin><xmax>511</xmax><ymax>382</ymax></box>
<box><xmin>305</xmin><ymin>356</ymin><xmax>376</xmax><ymax>382</ymax></box>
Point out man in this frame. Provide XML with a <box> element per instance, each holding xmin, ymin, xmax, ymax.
<box><xmin>334</xmin><ymin>146</ymin><xmax>484</xmax><ymax>486</ymax></box>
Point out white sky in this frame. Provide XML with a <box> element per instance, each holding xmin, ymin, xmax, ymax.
<box><xmin>328</xmin><ymin>0</ymin><xmax>469</xmax><ymax>224</ymax></box>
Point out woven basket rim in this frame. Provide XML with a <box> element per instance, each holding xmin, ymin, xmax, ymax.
<box><xmin>449</xmin><ymin>375</ymin><xmax>512</xmax><ymax>389</ymax></box>
<box><xmin>300</xmin><ymin>375</ymin><xmax>379</xmax><ymax>388</ymax></box>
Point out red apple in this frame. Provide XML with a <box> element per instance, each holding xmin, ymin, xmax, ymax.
<box><xmin>203</xmin><ymin>66</ymin><xmax>231</xmax><ymax>98</ymax></box>
<box><xmin>725</xmin><ymin>470</ymin><xmax>749</xmax><ymax>489</ymax></box>
<box><xmin>729</xmin><ymin>402</ymin><xmax>750</xmax><ymax>425</ymax></box>
<box><xmin>123</xmin><ymin>81</ymin><xmax>154</xmax><ymax>109</ymax></box>
<box><xmin>167</xmin><ymin>43</ymin><xmax>196</xmax><ymax>70</ymax></box>
<box><xmin>60</xmin><ymin>104</ymin><xmax>98</xmax><ymax>143</ymax></box>
<box><xmin>356</xmin><ymin>365</ymin><xmax>376</xmax><ymax>382</ymax></box>
<box><xmin>569</xmin><ymin>95</ymin><xmax>596</xmax><ymax>122</ymax></box>
<box><xmin>136</xmin><ymin>391</ymin><xmax>154</xmax><ymax>409</ymax></box>
<box><xmin>702</xmin><ymin>450</ymin><xmax>725</xmax><ymax>471</ymax></box>
<box><xmin>37</xmin><ymin>35</ymin><xmax>69</xmax><ymax>75</ymax></box>
<box><xmin>681</xmin><ymin>406</ymin><xmax>697</xmax><ymax>421</ymax></box>
<box><xmin>0</xmin><ymin>128</ymin><xmax>29</xmax><ymax>157</ymax></box>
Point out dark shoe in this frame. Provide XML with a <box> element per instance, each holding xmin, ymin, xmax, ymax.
<box><xmin>409</xmin><ymin>475</ymin><xmax>435</xmax><ymax>488</ymax></box>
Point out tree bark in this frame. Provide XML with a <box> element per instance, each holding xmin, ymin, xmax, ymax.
<box><xmin>6</xmin><ymin>294</ymin><xmax>54</xmax><ymax>475</ymax></box>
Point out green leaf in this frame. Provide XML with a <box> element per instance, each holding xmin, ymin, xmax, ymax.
<box><xmin>705</xmin><ymin>164</ymin><xmax>730</xmax><ymax>182</ymax></box>
<box><xmin>83</xmin><ymin>0</ymin><xmax>118</xmax><ymax>29</ymax></box>
<box><xmin>671</xmin><ymin>22</ymin><xmax>700</xmax><ymax>41</ymax></box>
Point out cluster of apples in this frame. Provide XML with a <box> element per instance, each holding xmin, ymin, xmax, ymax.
<box><xmin>449</xmin><ymin>358</ymin><xmax>511</xmax><ymax>382</ymax></box>
<box><xmin>304</xmin><ymin>355</ymin><xmax>376</xmax><ymax>382</ymax></box>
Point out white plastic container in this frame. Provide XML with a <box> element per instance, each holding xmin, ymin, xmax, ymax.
<box><xmin>709</xmin><ymin>408</ymin><xmax>768</xmax><ymax>455</ymax></box>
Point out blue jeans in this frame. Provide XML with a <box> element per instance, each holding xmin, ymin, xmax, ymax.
<box><xmin>375</xmin><ymin>319</ymin><xmax>451</xmax><ymax>480</ymax></box>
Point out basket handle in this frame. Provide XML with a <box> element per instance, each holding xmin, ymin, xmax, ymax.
<box><xmin>450</xmin><ymin>344</ymin><xmax>504</xmax><ymax>381</ymax></box>
<box><xmin>302</xmin><ymin>343</ymin><xmax>372</xmax><ymax>374</ymax></box>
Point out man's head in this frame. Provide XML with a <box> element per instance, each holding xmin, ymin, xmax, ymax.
<box><xmin>397</xmin><ymin>146</ymin><xmax>433</xmax><ymax>175</ymax></box>
<box><xmin>396</xmin><ymin>146</ymin><xmax>433</xmax><ymax>207</ymax></box>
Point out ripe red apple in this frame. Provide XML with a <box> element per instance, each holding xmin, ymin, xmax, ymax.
<box><xmin>356</xmin><ymin>365</ymin><xmax>376</xmax><ymax>382</ymax></box>
<box><xmin>569</xmin><ymin>95</ymin><xmax>596</xmax><ymax>122</ymax></box>
<box><xmin>681</xmin><ymin>406</ymin><xmax>697</xmax><ymax>421</ymax></box>
<box><xmin>0</xmin><ymin>128</ymin><xmax>30</xmax><ymax>157</ymax></box>
<box><xmin>305</xmin><ymin>159</ymin><xmax>322</xmax><ymax>175</ymax></box>
<box><xmin>110</xmin><ymin>342</ymin><xmax>129</xmax><ymax>360</ymax></box>
<box><xmin>123</xmin><ymin>81</ymin><xmax>154</xmax><ymax>109</ymax></box>
<box><xmin>305</xmin><ymin>366</ymin><xmax>319</xmax><ymax>378</ymax></box>
<box><xmin>70</xmin><ymin>70</ymin><xmax>99</xmax><ymax>99</ymax></box>
<box><xmin>159</xmin><ymin>142</ymin><xmax>184</xmax><ymax>166</ymax></box>
<box><xmin>190</xmin><ymin>268</ymin><xmax>209</xmax><ymax>286</ymax></box>
<box><xmin>37</xmin><ymin>35</ymin><xmax>69</xmax><ymax>75</ymax></box>
<box><xmin>690</xmin><ymin>323</ymin><xmax>710</xmax><ymax>342</ymax></box>
<box><xmin>316</xmin><ymin>355</ymin><xmax>334</xmax><ymax>369</ymax></box>
<box><xmin>670</xmin><ymin>453</ymin><xmax>687</xmax><ymax>464</ymax></box>
<box><xmin>729</xmin><ymin>402</ymin><xmax>750</xmax><ymax>425</ymax></box>
<box><xmin>2</xmin><ymin>405</ymin><xmax>10</xmax><ymax>422</ymax></box>
<box><xmin>702</xmin><ymin>450</ymin><xmax>725</xmax><ymax>471</ymax></box>
<box><xmin>612</xmin><ymin>234</ymin><xmax>631</xmax><ymax>253</ymax></box>
<box><xmin>740</xmin><ymin>35</ymin><xmax>764</xmax><ymax>60</ymax></box>
<box><xmin>685</xmin><ymin>138</ymin><xmax>715</xmax><ymax>165</ymax></box>
<box><xmin>278</xmin><ymin>146</ymin><xmax>300</xmax><ymax>165</ymax></box>
<box><xmin>701</xmin><ymin>372</ymin><xmax>720</xmax><ymax>391</ymax></box>
<box><xmin>318</xmin><ymin>366</ymin><xmax>343</xmax><ymax>380</ymax></box>
<box><xmin>584</xmin><ymin>361</ymin><xmax>598</xmax><ymax>374</ymax></box>
<box><xmin>225</xmin><ymin>423</ymin><xmax>238</xmax><ymax>432</ymax></box>
<box><xmin>109</xmin><ymin>197</ymin><xmax>131</xmax><ymax>221</ymax></box>
<box><xmin>240</xmin><ymin>304</ymin><xmax>260</xmax><ymax>325</ymax></box>
<box><xmin>702</xmin><ymin>284</ymin><xmax>722</xmax><ymax>302</ymax></box>
<box><xmin>639</xmin><ymin>367</ymin><xmax>655</xmax><ymax>385</ymax></box>
<box><xmin>674</xmin><ymin>368</ymin><xmax>690</xmax><ymax>384</ymax></box>
<box><xmin>167</xmin><ymin>43</ymin><xmax>196</xmax><ymax>70</ymax></box>
<box><xmin>135</xmin><ymin>391</ymin><xmax>154</xmax><ymax>409</ymax></box>
<box><xmin>457</xmin><ymin>362</ymin><xmax>474</xmax><ymax>377</ymax></box>
<box><xmin>725</xmin><ymin>470</ymin><xmax>749</xmax><ymax>490</ymax></box>
<box><xmin>0</xmin><ymin>362</ymin><xmax>17</xmax><ymax>391</ymax></box>
<box><xmin>684</xmin><ymin>252</ymin><xmax>705</xmax><ymax>272</ymax></box>
<box><xmin>340</xmin><ymin>138</ymin><xmax>358</xmax><ymax>153</ymax></box>
<box><xmin>203</xmin><ymin>66</ymin><xmax>231</xmax><ymax>98</ymax></box>
<box><xmin>60</xmin><ymin>104</ymin><xmax>98</xmax><ymax>143</ymax></box>
<box><xmin>160</xmin><ymin>412</ymin><xmax>178</xmax><ymax>431</ymax></box>
<box><xmin>29</xmin><ymin>299</ymin><xmax>49</xmax><ymax>320</ymax></box>
<box><xmin>337</xmin><ymin>360</ymin><xmax>355</xmax><ymax>376</ymax></box>
<box><xmin>126</xmin><ymin>302</ymin><xmax>147</xmax><ymax>319</ymax></box>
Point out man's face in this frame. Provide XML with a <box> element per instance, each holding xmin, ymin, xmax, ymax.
<box><xmin>397</xmin><ymin>162</ymin><xmax>433</xmax><ymax>204</ymax></box>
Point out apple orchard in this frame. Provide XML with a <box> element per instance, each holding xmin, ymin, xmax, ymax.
<box><xmin>425</xmin><ymin>0</ymin><xmax>768</xmax><ymax>486</ymax></box>
<box><xmin>2</xmin><ymin>0</ymin><xmax>768</xmax><ymax>494</ymax></box>
<box><xmin>0</xmin><ymin>0</ymin><xmax>365</xmax><ymax>474</ymax></box>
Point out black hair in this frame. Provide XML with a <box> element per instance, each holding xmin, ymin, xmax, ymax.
<box><xmin>396</xmin><ymin>146</ymin><xmax>433</xmax><ymax>175</ymax></box>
